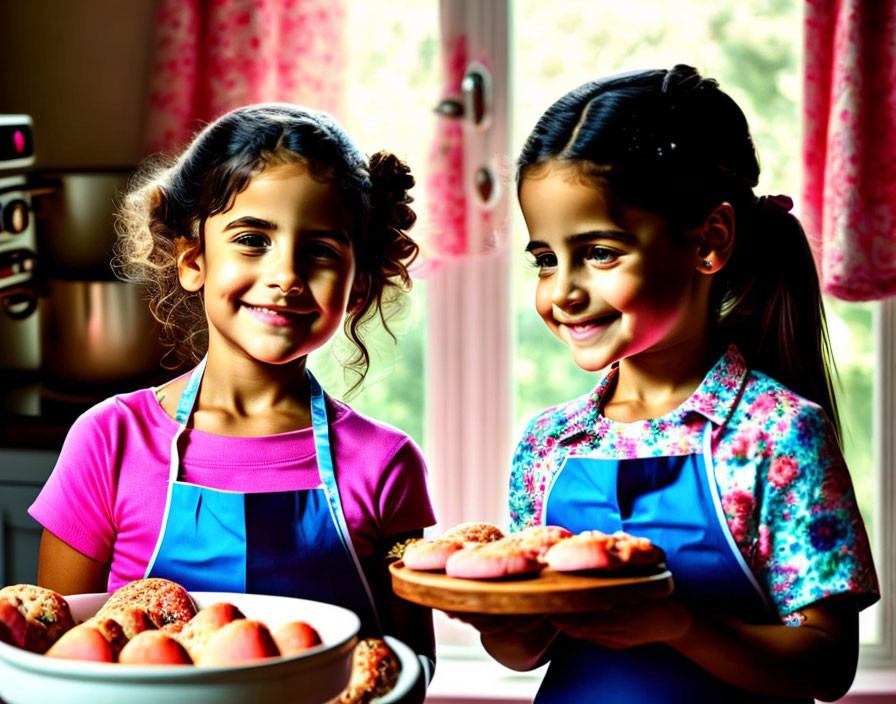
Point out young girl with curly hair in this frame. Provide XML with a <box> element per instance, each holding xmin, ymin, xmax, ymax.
<box><xmin>29</xmin><ymin>104</ymin><xmax>435</xmax><ymax>684</ymax></box>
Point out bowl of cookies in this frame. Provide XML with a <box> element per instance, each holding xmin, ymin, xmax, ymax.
<box><xmin>0</xmin><ymin>578</ymin><xmax>414</xmax><ymax>704</ymax></box>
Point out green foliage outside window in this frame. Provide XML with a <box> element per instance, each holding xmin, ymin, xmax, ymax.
<box><xmin>309</xmin><ymin>2</ymin><xmax>439</xmax><ymax>449</ymax></box>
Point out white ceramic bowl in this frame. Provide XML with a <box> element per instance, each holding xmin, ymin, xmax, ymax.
<box><xmin>372</xmin><ymin>635</ymin><xmax>422</xmax><ymax>704</ymax></box>
<box><xmin>0</xmin><ymin>591</ymin><xmax>361</xmax><ymax>704</ymax></box>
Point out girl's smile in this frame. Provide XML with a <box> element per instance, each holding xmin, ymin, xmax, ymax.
<box><xmin>560</xmin><ymin>313</ymin><xmax>621</xmax><ymax>342</ymax></box>
<box><xmin>240</xmin><ymin>303</ymin><xmax>316</xmax><ymax>327</ymax></box>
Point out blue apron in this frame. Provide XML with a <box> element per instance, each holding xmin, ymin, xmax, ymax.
<box><xmin>535</xmin><ymin>424</ymin><xmax>811</xmax><ymax>704</ymax></box>
<box><xmin>144</xmin><ymin>357</ymin><xmax>382</xmax><ymax>636</ymax></box>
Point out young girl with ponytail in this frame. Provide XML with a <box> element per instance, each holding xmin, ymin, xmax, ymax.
<box><xmin>29</xmin><ymin>104</ymin><xmax>435</xmax><ymax>688</ymax></box>
<box><xmin>462</xmin><ymin>66</ymin><xmax>878</xmax><ymax>702</ymax></box>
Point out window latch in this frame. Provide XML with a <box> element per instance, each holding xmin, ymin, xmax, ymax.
<box><xmin>432</xmin><ymin>64</ymin><xmax>491</xmax><ymax>129</ymax></box>
<box><xmin>462</xmin><ymin>65</ymin><xmax>489</xmax><ymax>127</ymax></box>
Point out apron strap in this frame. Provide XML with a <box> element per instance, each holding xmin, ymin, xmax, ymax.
<box><xmin>166</xmin><ymin>355</ymin><xmax>207</xmax><ymax>483</ymax></box>
<box><xmin>700</xmin><ymin>423</ymin><xmax>772</xmax><ymax>612</ymax></box>
<box><xmin>175</xmin><ymin>355</ymin><xmax>207</xmax><ymax>424</ymax></box>
<box><xmin>308</xmin><ymin>370</ymin><xmax>383</xmax><ymax>634</ymax></box>
<box><xmin>146</xmin><ymin>357</ymin><xmax>209</xmax><ymax>576</ymax></box>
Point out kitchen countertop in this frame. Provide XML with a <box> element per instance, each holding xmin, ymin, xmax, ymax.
<box><xmin>0</xmin><ymin>368</ymin><xmax>173</xmax><ymax>450</ymax></box>
<box><xmin>0</xmin><ymin>372</ymin><xmax>91</xmax><ymax>450</ymax></box>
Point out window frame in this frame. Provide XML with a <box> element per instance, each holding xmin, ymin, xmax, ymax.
<box><xmin>861</xmin><ymin>297</ymin><xmax>896</xmax><ymax>668</ymax></box>
<box><xmin>424</xmin><ymin>0</ymin><xmax>512</xmax><ymax>539</ymax></box>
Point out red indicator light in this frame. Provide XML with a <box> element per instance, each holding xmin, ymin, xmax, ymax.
<box><xmin>13</xmin><ymin>130</ymin><xmax>25</xmax><ymax>154</ymax></box>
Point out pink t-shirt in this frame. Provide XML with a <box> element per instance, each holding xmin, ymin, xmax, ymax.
<box><xmin>29</xmin><ymin>387</ymin><xmax>436</xmax><ymax>591</ymax></box>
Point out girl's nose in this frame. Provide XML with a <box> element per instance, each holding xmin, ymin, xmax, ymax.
<box><xmin>271</xmin><ymin>278</ymin><xmax>303</xmax><ymax>294</ymax></box>
<box><xmin>551</xmin><ymin>267</ymin><xmax>587</xmax><ymax>310</ymax></box>
<box><xmin>267</xmin><ymin>255</ymin><xmax>304</xmax><ymax>295</ymax></box>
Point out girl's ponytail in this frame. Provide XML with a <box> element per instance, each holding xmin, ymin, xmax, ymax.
<box><xmin>714</xmin><ymin>195</ymin><xmax>841</xmax><ymax>441</ymax></box>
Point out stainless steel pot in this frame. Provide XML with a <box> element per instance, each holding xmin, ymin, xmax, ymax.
<box><xmin>33</xmin><ymin>170</ymin><xmax>132</xmax><ymax>277</ymax></box>
<box><xmin>41</xmin><ymin>279</ymin><xmax>165</xmax><ymax>386</ymax></box>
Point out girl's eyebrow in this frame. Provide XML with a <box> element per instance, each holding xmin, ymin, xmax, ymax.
<box><xmin>223</xmin><ymin>218</ymin><xmax>350</xmax><ymax>245</ymax></box>
<box><xmin>223</xmin><ymin>216</ymin><xmax>277</xmax><ymax>232</ymax></box>
<box><xmin>306</xmin><ymin>229</ymin><xmax>352</xmax><ymax>246</ymax></box>
<box><xmin>525</xmin><ymin>230</ymin><xmax>635</xmax><ymax>252</ymax></box>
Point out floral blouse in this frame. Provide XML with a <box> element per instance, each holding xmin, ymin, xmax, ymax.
<box><xmin>509</xmin><ymin>345</ymin><xmax>879</xmax><ymax>620</ymax></box>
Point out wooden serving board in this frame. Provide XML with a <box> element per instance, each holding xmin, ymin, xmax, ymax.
<box><xmin>389</xmin><ymin>561</ymin><xmax>674</xmax><ymax>614</ymax></box>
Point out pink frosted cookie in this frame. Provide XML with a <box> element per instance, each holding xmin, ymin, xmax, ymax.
<box><xmin>439</xmin><ymin>522</ymin><xmax>505</xmax><ymax>545</ymax></box>
<box><xmin>119</xmin><ymin>630</ymin><xmax>193</xmax><ymax>665</ymax></box>
<box><xmin>174</xmin><ymin>601</ymin><xmax>246</xmax><ymax>661</ymax></box>
<box><xmin>402</xmin><ymin>539</ymin><xmax>465</xmax><ymax>571</ymax></box>
<box><xmin>543</xmin><ymin>530</ymin><xmax>663</xmax><ymax>572</ymax></box>
<box><xmin>515</xmin><ymin>525</ymin><xmax>574</xmax><ymax>560</ymax></box>
<box><xmin>608</xmin><ymin>531</ymin><xmax>665</xmax><ymax>566</ymax></box>
<box><xmin>444</xmin><ymin>538</ymin><xmax>542</xmax><ymax>579</ymax></box>
<box><xmin>542</xmin><ymin>530</ymin><xmax>620</xmax><ymax>572</ymax></box>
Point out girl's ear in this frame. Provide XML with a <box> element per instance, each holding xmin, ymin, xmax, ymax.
<box><xmin>692</xmin><ymin>202</ymin><xmax>735</xmax><ymax>274</ymax></box>
<box><xmin>176</xmin><ymin>237</ymin><xmax>205</xmax><ymax>292</ymax></box>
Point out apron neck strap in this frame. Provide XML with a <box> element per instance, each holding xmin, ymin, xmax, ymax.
<box><xmin>173</xmin><ymin>358</ymin><xmax>326</xmax><ymax>435</ymax></box>
<box><xmin>175</xmin><ymin>355</ymin><xmax>208</xmax><ymax>425</ymax></box>
<box><xmin>169</xmin><ymin>358</ymin><xmax>332</xmax><ymax>481</ymax></box>
<box><xmin>307</xmin><ymin>371</ymin><xmax>331</xmax><ymax>461</ymax></box>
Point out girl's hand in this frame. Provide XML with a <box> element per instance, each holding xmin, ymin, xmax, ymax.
<box><xmin>444</xmin><ymin>612</ymin><xmax>560</xmax><ymax>672</ymax></box>
<box><xmin>445</xmin><ymin>612</ymin><xmax>554</xmax><ymax>638</ymax></box>
<box><xmin>550</xmin><ymin>597</ymin><xmax>692</xmax><ymax>649</ymax></box>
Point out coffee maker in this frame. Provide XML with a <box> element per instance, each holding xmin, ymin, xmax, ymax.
<box><xmin>0</xmin><ymin>115</ymin><xmax>39</xmax><ymax>372</ymax></box>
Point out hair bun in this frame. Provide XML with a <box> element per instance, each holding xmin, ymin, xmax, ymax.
<box><xmin>756</xmin><ymin>193</ymin><xmax>794</xmax><ymax>213</ymax></box>
<box><xmin>368</xmin><ymin>151</ymin><xmax>416</xmax><ymax>232</ymax></box>
<box><xmin>660</xmin><ymin>64</ymin><xmax>717</xmax><ymax>96</ymax></box>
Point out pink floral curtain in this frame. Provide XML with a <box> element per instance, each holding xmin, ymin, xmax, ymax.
<box><xmin>144</xmin><ymin>0</ymin><xmax>347</xmax><ymax>155</ymax></box>
<box><xmin>803</xmin><ymin>0</ymin><xmax>896</xmax><ymax>301</ymax></box>
<box><xmin>413</xmin><ymin>1</ymin><xmax>470</xmax><ymax>279</ymax></box>
<box><xmin>419</xmin><ymin>9</ymin><xmax>504</xmax><ymax>273</ymax></box>
<box><xmin>422</xmin><ymin>32</ymin><xmax>467</xmax><ymax>265</ymax></box>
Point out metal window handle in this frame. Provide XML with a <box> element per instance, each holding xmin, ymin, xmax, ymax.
<box><xmin>433</xmin><ymin>99</ymin><xmax>464</xmax><ymax>118</ymax></box>
<box><xmin>475</xmin><ymin>167</ymin><xmax>493</xmax><ymax>203</ymax></box>
<box><xmin>433</xmin><ymin>64</ymin><xmax>491</xmax><ymax>127</ymax></box>
<box><xmin>431</xmin><ymin>61</ymin><xmax>495</xmax><ymax>207</ymax></box>
<box><xmin>462</xmin><ymin>67</ymin><xmax>488</xmax><ymax>126</ymax></box>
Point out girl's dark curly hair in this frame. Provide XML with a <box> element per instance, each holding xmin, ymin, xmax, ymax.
<box><xmin>115</xmin><ymin>103</ymin><xmax>418</xmax><ymax>388</ymax></box>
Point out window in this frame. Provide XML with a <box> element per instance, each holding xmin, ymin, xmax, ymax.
<box><xmin>330</xmin><ymin>0</ymin><xmax>895</xmax><ymax>685</ymax></box>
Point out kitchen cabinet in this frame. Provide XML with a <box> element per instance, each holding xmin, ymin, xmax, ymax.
<box><xmin>0</xmin><ymin>448</ymin><xmax>56</xmax><ymax>586</ymax></box>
